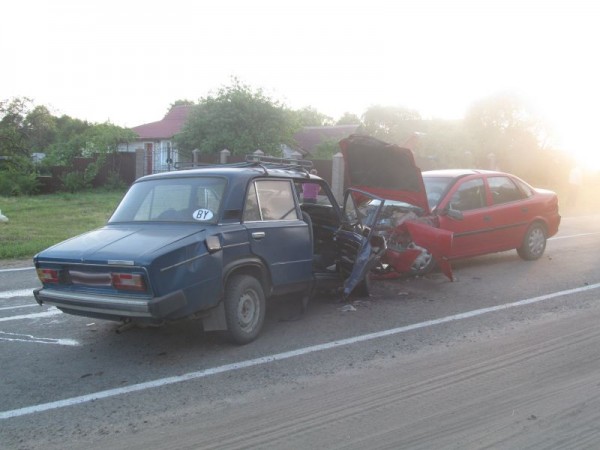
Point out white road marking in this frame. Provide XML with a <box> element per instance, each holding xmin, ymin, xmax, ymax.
<box><xmin>0</xmin><ymin>266</ymin><xmax>34</xmax><ymax>273</ymax></box>
<box><xmin>1</xmin><ymin>281</ymin><xmax>599</xmax><ymax>420</ymax></box>
<box><xmin>0</xmin><ymin>304</ymin><xmax>38</xmax><ymax>311</ymax></box>
<box><xmin>549</xmin><ymin>231</ymin><xmax>600</xmax><ymax>240</ymax></box>
<box><xmin>0</xmin><ymin>331</ymin><xmax>78</xmax><ymax>346</ymax></box>
<box><xmin>0</xmin><ymin>309</ymin><xmax>62</xmax><ymax>322</ymax></box>
<box><xmin>0</xmin><ymin>288</ymin><xmax>37</xmax><ymax>299</ymax></box>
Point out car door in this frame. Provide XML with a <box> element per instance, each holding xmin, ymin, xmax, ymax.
<box><xmin>481</xmin><ymin>175</ymin><xmax>532</xmax><ymax>250</ymax></box>
<box><xmin>243</xmin><ymin>178</ymin><xmax>313</xmax><ymax>290</ymax></box>
<box><xmin>337</xmin><ymin>189</ymin><xmax>387</xmax><ymax>298</ymax></box>
<box><xmin>437</xmin><ymin>176</ymin><xmax>496</xmax><ymax>258</ymax></box>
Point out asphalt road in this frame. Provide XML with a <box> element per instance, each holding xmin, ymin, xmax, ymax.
<box><xmin>1</xmin><ymin>213</ymin><xmax>600</xmax><ymax>449</ymax></box>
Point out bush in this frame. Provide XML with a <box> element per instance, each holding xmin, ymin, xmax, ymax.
<box><xmin>61</xmin><ymin>171</ymin><xmax>89</xmax><ymax>193</ymax></box>
<box><xmin>103</xmin><ymin>170</ymin><xmax>126</xmax><ymax>191</ymax></box>
<box><xmin>0</xmin><ymin>168</ymin><xmax>39</xmax><ymax>195</ymax></box>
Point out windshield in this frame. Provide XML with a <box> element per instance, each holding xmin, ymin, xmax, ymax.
<box><xmin>109</xmin><ymin>177</ymin><xmax>227</xmax><ymax>224</ymax></box>
<box><xmin>423</xmin><ymin>176</ymin><xmax>454</xmax><ymax>209</ymax></box>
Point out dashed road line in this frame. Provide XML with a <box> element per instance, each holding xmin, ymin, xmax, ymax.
<box><xmin>0</xmin><ymin>331</ymin><xmax>79</xmax><ymax>346</ymax></box>
<box><xmin>0</xmin><ymin>304</ymin><xmax>38</xmax><ymax>311</ymax></box>
<box><xmin>0</xmin><ymin>309</ymin><xmax>62</xmax><ymax>322</ymax></box>
<box><xmin>0</xmin><ymin>288</ymin><xmax>37</xmax><ymax>299</ymax></box>
<box><xmin>0</xmin><ymin>266</ymin><xmax>35</xmax><ymax>273</ymax></box>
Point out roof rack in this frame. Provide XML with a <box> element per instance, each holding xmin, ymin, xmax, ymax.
<box><xmin>245</xmin><ymin>154</ymin><xmax>313</xmax><ymax>169</ymax></box>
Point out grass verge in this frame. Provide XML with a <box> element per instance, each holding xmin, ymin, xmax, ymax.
<box><xmin>0</xmin><ymin>190</ymin><xmax>126</xmax><ymax>260</ymax></box>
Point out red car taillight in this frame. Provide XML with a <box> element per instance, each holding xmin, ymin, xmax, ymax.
<box><xmin>37</xmin><ymin>268</ymin><xmax>60</xmax><ymax>283</ymax></box>
<box><xmin>111</xmin><ymin>273</ymin><xmax>146</xmax><ymax>292</ymax></box>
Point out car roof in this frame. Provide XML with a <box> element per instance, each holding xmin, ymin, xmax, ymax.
<box><xmin>422</xmin><ymin>169</ymin><xmax>507</xmax><ymax>178</ymax></box>
<box><xmin>137</xmin><ymin>163</ymin><xmax>317</xmax><ymax>183</ymax></box>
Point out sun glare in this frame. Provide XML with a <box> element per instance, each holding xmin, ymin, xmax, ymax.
<box><xmin>556</xmin><ymin>125</ymin><xmax>600</xmax><ymax>172</ymax></box>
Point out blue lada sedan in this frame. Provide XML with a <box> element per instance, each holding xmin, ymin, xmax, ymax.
<box><xmin>33</xmin><ymin>157</ymin><xmax>388</xmax><ymax>344</ymax></box>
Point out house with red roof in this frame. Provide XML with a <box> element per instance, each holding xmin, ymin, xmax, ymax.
<box><xmin>121</xmin><ymin>105</ymin><xmax>360</xmax><ymax>176</ymax></box>
<box><xmin>119</xmin><ymin>105</ymin><xmax>193</xmax><ymax>175</ymax></box>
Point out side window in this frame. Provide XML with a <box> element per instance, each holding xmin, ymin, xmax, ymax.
<box><xmin>243</xmin><ymin>180</ymin><xmax>299</xmax><ymax>221</ymax></box>
<box><xmin>488</xmin><ymin>176</ymin><xmax>525</xmax><ymax>205</ymax></box>
<box><xmin>449</xmin><ymin>178</ymin><xmax>486</xmax><ymax>211</ymax></box>
<box><xmin>513</xmin><ymin>178</ymin><xmax>534</xmax><ymax>198</ymax></box>
<box><xmin>243</xmin><ymin>183</ymin><xmax>261</xmax><ymax>221</ymax></box>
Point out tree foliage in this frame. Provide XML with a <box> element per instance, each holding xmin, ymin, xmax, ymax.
<box><xmin>43</xmin><ymin>115</ymin><xmax>92</xmax><ymax>165</ymax></box>
<box><xmin>464</xmin><ymin>93</ymin><xmax>544</xmax><ymax>177</ymax></box>
<box><xmin>0</xmin><ymin>97</ymin><xmax>33</xmax><ymax>159</ymax></box>
<box><xmin>293</xmin><ymin>106</ymin><xmax>334</xmax><ymax>127</ymax></box>
<box><xmin>362</xmin><ymin>105</ymin><xmax>421</xmax><ymax>139</ymax></box>
<box><xmin>311</xmin><ymin>139</ymin><xmax>340</xmax><ymax>160</ymax></box>
<box><xmin>176</xmin><ymin>79</ymin><xmax>298</xmax><ymax>156</ymax></box>
<box><xmin>0</xmin><ymin>97</ymin><xmax>137</xmax><ymax>195</ymax></box>
<box><xmin>336</xmin><ymin>112</ymin><xmax>362</xmax><ymax>126</ymax></box>
<box><xmin>169</xmin><ymin>99</ymin><xmax>196</xmax><ymax>112</ymax></box>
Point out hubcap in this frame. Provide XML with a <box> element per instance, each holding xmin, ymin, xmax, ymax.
<box><xmin>528</xmin><ymin>227</ymin><xmax>545</xmax><ymax>256</ymax></box>
<box><xmin>237</xmin><ymin>290</ymin><xmax>259</xmax><ymax>332</ymax></box>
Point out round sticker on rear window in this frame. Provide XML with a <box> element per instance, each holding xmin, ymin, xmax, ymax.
<box><xmin>192</xmin><ymin>209</ymin><xmax>214</xmax><ymax>221</ymax></box>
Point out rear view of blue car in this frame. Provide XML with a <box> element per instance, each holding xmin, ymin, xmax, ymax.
<box><xmin>33</xmin><ymin>156</ymin><xmax>383</xmax><ymax>344</ymax></box>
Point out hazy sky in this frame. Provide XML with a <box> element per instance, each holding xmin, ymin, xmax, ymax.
<box><xmin>2</xmin><ymin>0</ymin><xmax>599</xmax><ymax>166</ymax></box>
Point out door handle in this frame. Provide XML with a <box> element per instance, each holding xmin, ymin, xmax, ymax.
<box><xmin>521</xmin><ymin>207</ymin><xmax>529</xmax><ymax>213</ymax></box>
<box><xmin>483</xmin><ymin>216</ymin><xmax>492</xmax><ymax>222</ymax></box>
<box><xmin>252</xmin><ymin>231</ymin><xmax>266</xmax><ymax>239</ymax></box>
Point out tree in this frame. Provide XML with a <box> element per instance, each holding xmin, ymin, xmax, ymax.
<box><xmin>464</xmin><ymin>93</ymin><xmax>544</xmax><ymax>178</ymax></box>
<box><xmin>336</xmin><ymin>112</ymin><xmax>362</xmax><ymax>126</ymax></box>
<box><xmin>294</xmin><ymin>106</ymin><xmax>334</xmax><ymax>127</ymax></box>
<box><xmin>23</xmin><ymin>105</ymin><xmax>57</xmax><ymax>154</ymax></box>
<box><xmin>362</xmin><ymin>105</ymin><xmax>421</xmax><ymax>141</ymax></box>
<box><xmin>176</xmin><ymin>79</ymin><xmax>298</xmax><ymax>156</ymax></box>
<box><xmin>311</xmin><ymin>139</ymin><xmax>340</xmax><ymax>160</ymax></box>
<box><xmin>0</xmin><ymin>97</ymin><xmax>33</xmax><ymax>159</ymax></box>
<box><xmin>43</xmin><ymin>115</ymin><xmax>92</xmax><ymax>165</ymax></box>
<box><xmin>168</xmin><ymin>99</ymin><xmax>195</xmax><ymax>112</ymax></box>
<box><xmin>0</xmin><ymin>97</ymin><xmax>40</xmax><ymax>194</ymax></box>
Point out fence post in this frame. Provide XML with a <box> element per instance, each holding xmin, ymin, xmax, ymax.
<box><xmin>135</xmin><ymin>148</ymin><xmax>145</xmax><ymax>179</ymax></box>
<box><xmin>331</xmin><ymin>151</ymin><xmax>345</xmax><ymax>203</ymax></box>
<box><xmin>220</xmin><ymin>149</ymin><xmax>231</xmax><ymax>164</ymax></box>
<box><xmin>192</xmin><ymin>149</ymin><xmax>200</xmax><ymax>166</ymax></box>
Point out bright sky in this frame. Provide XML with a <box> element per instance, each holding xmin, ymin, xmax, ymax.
<box><xmin>2</xmin><ymin>0</ymin><xmax>599</xmax><ymax>168</ymax></box>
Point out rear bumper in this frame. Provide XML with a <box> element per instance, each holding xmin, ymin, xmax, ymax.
<box><xmin>33</xmin><ymin>288</ymin><xmax>187</xmax><ymax>319</ymax></box>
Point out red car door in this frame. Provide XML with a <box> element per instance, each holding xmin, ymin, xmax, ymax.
<box><xmin>436</xmin><ymin>176</ymin><xmax>497</xmax><ymax>258</ymax></box>
<box><xmin>479</xmin><ymin>175</ymin><xmax>531</xmax><ymax>251</ymax></box>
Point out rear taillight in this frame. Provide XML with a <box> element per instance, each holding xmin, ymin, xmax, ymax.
<box><xmin>37</xmin><ymin>268</ymin><xmax>60</xmax><ymax>284</ymax></box>
<box><xmin>111</xmin><ymin>273</ymin><xmax>146</xmax><ymax>292</ymax></box>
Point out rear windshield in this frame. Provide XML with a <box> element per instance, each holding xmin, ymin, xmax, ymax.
<box><xmin>109</xmin><ymin>177</ymin><xmax>226</xmax><ymax>224</ymax></box>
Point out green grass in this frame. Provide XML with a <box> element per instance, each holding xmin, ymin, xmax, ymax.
<box><xmin>0</xmin><ymin>190</ymin><xmax>126</xmax><ymax>260</ymax></box>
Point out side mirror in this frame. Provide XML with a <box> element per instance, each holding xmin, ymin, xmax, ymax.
<box><xmin>205</xmin><ymin>235</ymin><xmax>222</xmax><ymax>253</ymax></box>
<box><xmin>439</xmin><ymin>205</ymin><xmax>464</xmax><ymax>221</ymax></box>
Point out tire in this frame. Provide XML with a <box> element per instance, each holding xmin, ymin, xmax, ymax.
<box><xmin>223</xmin><ymin>275</ymin><xmax>266</xmax><ymax>345</ymax></box>
<box><xmin>517</xmin><ymin>222</ymin><xmax>547</xmax><ymax>261</ymax></box>
<box><xmin>408</xmin><ymin>243</ymin><xmax>436</xmax><ymax>276</ymax></box>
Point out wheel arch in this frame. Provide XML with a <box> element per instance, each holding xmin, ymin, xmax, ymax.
<box><xmin>223</xmin><ymin>258</ymin><xmax>271</xmax><ymax>297</ymax></box>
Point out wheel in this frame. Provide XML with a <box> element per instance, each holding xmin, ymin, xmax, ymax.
<box><xmin>408</xmin><ymin>242</ymin><xmax>436</xmax><ymax>276</ymax></box>
<box><xmin>517</xmin><ymin>223</ymin><xmax>547</xmax><ymax>260</ymax></box>
<box><xmin>223</xmin><ymin>275</ymin><xmax>266</xmax><ymax>344</ymax></box>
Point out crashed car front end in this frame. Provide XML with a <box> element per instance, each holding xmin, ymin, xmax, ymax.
<box><xmin>339</xmin><ymin>135</ymin><xmax>454</xmax><ymax>280</ymax></box>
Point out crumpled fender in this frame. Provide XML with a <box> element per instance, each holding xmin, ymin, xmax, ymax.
<box><xmin>342</xmin><ymin>236</ymin><xmax>387</xmax><ymax>298</ymax></box>
<box><xmin>405</xmin><ymin>220</ymin><xmax>454</xmax><ymax>281</ymax></box>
